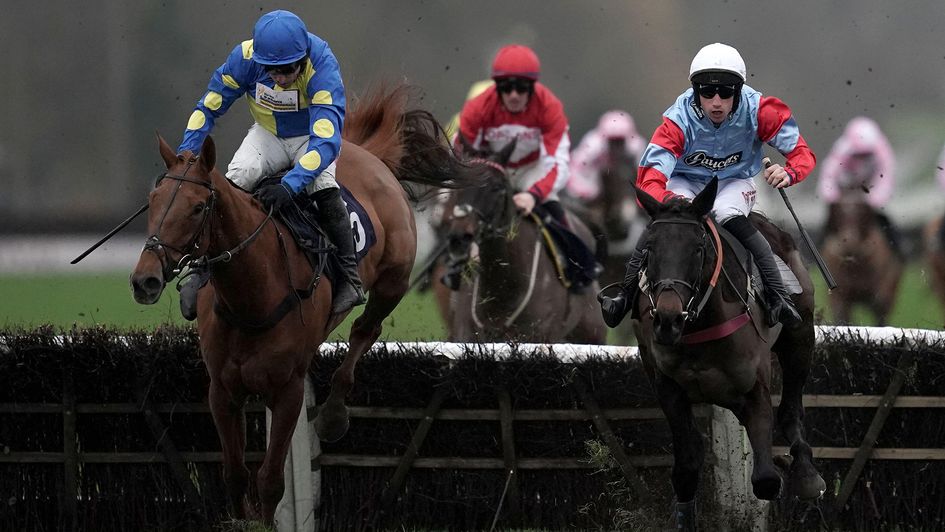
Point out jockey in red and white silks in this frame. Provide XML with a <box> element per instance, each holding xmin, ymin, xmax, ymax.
<box><xmin>637</xmin><ymin>85</ymin><xmax>816</xmax><ymax>222</ymax></box>
<box><xmin>817</xmin><ymin>116</ymin><xmax>895</xmax><ymax>209</ymax></box>
<box><xmin>455</xmin><ymin>45</ymin><xmax>571</xmax><ymax>210</ymax></box>
<box><xmin>567</xmin><ymin>110</ymin><xmax>646</xmax><ymax>201</ymax></box>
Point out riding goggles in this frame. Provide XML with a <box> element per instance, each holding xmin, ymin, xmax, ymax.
<box><xmin>696</xmin><ymin>83</ymin><xmax>737</xmax><ymax>99</ymax></box>
<box><xmin>496</xmin><ymin>78</ymin><xmax>535</xmax><ymax>94</ymax></box>
<box><xmin>264</xmin><ymin>62</ymin><xmax>300</xmax><ymax>76</ymax></box>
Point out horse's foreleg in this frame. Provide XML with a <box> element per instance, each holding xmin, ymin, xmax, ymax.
<box><xmin>774</xmin><ymin>338</ymin><xmax>826</xmax><ymax>500</ymax></box>
<box><xmin>258</xmin><ymin>375</ymin><xmax>305</xmax><ymax>525</ymax></box>
<box><xmin>316</xmin><ymin>272</ymin><xmax>407</xmax><ymax>442</ymax></box>
<box><xmin>208</xmin><ymin>381</ymin><xmax>250</xmax><ymax>519</ymax></box>
<box><xmin>653</xmin><ymin>374</ymin><xmax>703</xmax><ymax>504</ymax></box>
<box><xmin>734</xmin><ymin>379</ymin><xmax>781</xmax><ymax>500</ymax></box>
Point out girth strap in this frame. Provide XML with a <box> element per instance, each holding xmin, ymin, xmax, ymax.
<box><xmin>213</xmin><ymin>286</ymin><xmax>315</xmax><ymax>333</ymax></box>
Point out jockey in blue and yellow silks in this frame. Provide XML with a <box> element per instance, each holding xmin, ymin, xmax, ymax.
<box><xmin>177</xmin><ymin>10</ymin><xmax>364</xmax><ymax>317</ymax></box>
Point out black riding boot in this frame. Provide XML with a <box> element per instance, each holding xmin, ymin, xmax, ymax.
<box><xmin>723</xmin><ymin>216</ymin><xmax>801</xmax><ymax>327</ymax></box>
<box><xmin>597</xmin><ymin>229</ymin><xmax>647</xmax><ymax>328</ymax></box>
<box><xmin>177</xmin><ymin>265</ymin><xmax>210</xmax><ymax>321</ymax></box>
<box><xmin>313</xmin><ymin>187</ymin><xmax>366</xmax><ymax>315</ymax></box>
<box><xmin>541</xmin><ymin>200</ymin><xmax>570</xmax><ymax>229</ymax></box>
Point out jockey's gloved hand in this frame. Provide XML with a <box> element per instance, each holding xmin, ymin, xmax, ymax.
<box><xmin>256</xmin><ymin>182</ymin><xmax>295</xmax><ymax>212</ymax></box>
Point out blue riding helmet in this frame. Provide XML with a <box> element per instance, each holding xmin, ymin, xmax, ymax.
<box><xmin>252</xmin><ymin>10</ymin><xmax>309</xmax><ymax>66</ymax></box>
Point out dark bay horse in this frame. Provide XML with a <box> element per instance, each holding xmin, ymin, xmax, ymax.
<box><xmin>562</xmin><ymin>138</ymin><xmax>643</xmax><ymax>343</ymax></box>
<box><xmin>441</xmin><ymin>139</ymin><xmax>607</xmax><ymax>343</ymax></box>
<box><xmin>564</xmin><ymin>136</ymin><xmax>640</xmax><ymax>244</ymax></box>
<box><xmin>631</xmin><ymin>178</ymin><xmax>825</xmax><ymax>529</ymax></box>
<box><xmin>129</xmin><ymin>84</ymin><xmax>485</xmax><ymax>525</ymax></box>
<box><xmin>820</xmin><ymin>201</ymin><xmax>902</xmax><ymax>325</ymax></box>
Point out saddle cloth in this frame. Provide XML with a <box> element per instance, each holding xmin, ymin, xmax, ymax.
<box><xmin>531</xmin><ymin>204</ymin><xmax>603</xmax><ymax>292</ymax></box>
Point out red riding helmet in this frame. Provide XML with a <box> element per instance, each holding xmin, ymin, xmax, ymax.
<box><xmin>491</xmin><ymin>45</ymin><xmax>541</xmax><ymax>80</ymax></box>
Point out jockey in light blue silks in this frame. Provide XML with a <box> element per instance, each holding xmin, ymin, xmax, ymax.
<box><xmin>176</xmin><ymin>10</ymin><xmax>364</xmax><ymax>318</ymax></box>
<box><xmin>599</xmin><ymin>43</ymin><xmax>817</xmax><ymax>329</ymax></box>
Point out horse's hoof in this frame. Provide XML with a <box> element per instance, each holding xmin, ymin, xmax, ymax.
<box><xmin>752</xmin><ymin>473</ymin><xmax>782</xmax><ymax>500</ymax></box>
<box><xmin>790</xmin><ymin>472</ymin><xmax>827</xmax><ymax>500</ymax></box>
<box><xmin>671</xmin><ymin>499</ymin><xmax>697</xmax><ymax>532</ymax></box>
<box><xmin>314</xmin><ymin>403</ymin><xmax>350</xmax><ymax>443</ymax></box>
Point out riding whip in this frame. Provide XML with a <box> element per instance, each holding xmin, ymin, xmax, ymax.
<box><xmin>70</xmin><ymin>202</ymin><xmax>149</xmax><ymax>264</ymax></box>
<box><xmin>762</xmin><ymin>157</ymin><xmax>838</xmax><ymax>290</ymax></box>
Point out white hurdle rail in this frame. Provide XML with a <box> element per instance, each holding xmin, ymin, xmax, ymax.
<box><xmin>275</xmin><ymin>326</ymin><xmax>945</xmax><ymax>532</ymax></box>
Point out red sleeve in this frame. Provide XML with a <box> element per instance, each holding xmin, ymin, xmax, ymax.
<box><xmin>637</xmin><ymin>117</ymin><xmax>686</xmax><ymax>202</ymax></box>
<box><xmin>757</xmin><ymin>96</ymin><xmax>816</xmax><ymax>184</ymax></box>
<box><xmin>527</xmin><ymin>92</ymin><xmax>569</xmax><ymax>200</ymax></box>
<box><xmin>783</xmin><ymin>136</ymin><xmax>816</xmax><ymax>184</ymax></box>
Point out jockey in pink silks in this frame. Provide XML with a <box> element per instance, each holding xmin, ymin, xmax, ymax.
<box><xmin>817</xmin><ymin>116</ymin><xmax>901</xmax><ymax>256</ymax></box>
<box><xmin>567</xmin><ymin>110</ymin><xmax>646</xmax><ymax>201</ymax></box>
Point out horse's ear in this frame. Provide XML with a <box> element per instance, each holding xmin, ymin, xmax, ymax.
<box><xmin>457</xmin><ymin>132</ymin><xmax>475</xmax><ymax>155</ymax></box>
<box><xmin>199</xmin><ymin>136</ymin><xmax>216</xmax><ymax>174</ymax></box>
<box><xmin>156</xmin><ymin>133</ymin><xmax>178</xmax><ymax>169</ymax></box>
<box><xmin>692</xmin><ymin>176</ymin><xmax>718</xmax><ymax>218</ymax></box>
<box><xmin>496</xmin><ymin>138</ymin><xmax>517</xmax><ymax>166</ymax></box>
<box><xmin>633</xmin><ymin>184</ymin><xmax>662</xmax><ymax>219</ymax></box>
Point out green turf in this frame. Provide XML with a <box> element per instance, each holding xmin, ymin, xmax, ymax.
<box><xmin>0</xmin><ymin>272</ymin><xmax>446</xmax><ymax>341</ymax></box>
<box><xmin>1</xmin><ymin>262</ymin><xmax>942</xmax><ymax>336</ymax></box>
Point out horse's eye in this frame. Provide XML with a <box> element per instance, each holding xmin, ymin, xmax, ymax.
<box><xmin>192</xmin><ymin>203</ymin><xmax>206</xmax><ymax>215</ymax></box>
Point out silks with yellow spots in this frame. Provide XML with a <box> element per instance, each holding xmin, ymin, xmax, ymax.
<box><xmin>178</xmin><ymin>33</ymin><xmax>345</xmax><ymax>194</ymax></box>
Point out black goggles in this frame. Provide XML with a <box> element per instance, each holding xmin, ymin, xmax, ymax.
<box><xmin>696</xmin><ymin>83</ymin><xmax>737</xmax><ymax>99</ymax></box>
<box><xmin>264</xmin><ymin>63</ymin><xmax>300</xmax><ymax>76</ymax></box>
<box><xmin>496</xmin><ymin>78</ymin><xmax>534</xmax><ymax>94</ymax></box>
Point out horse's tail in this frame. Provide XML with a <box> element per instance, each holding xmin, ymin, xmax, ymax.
<box><xmin>343</xmin><ymin>81</ymin><xmax>489</xmax><ymax>201</ymax></box>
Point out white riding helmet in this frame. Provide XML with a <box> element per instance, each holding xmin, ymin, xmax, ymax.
<box><xmin>689</xmin><ymin>43</ymin><xmax>747</xmax><ymax>84</ymax></box>
<box><xmin>689</xmin><ymin>43</ymin><xmax>747</xmax><ymax>115</ymax></box>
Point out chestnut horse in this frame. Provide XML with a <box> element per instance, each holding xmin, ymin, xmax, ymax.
<box><xmin>129</xmin><ymin>84</ymin><xmax>485</xmax><ymax>524</ymax></box>
<box><xmin>441</xmin><ymin>139</ymin><xmax>607</xmax><ymax>343</ymax></box>
<box><xmin>820</xmin><ymin>201</ymin><xmax>902</xmax><ymax>325</ymax></box>
<box><xmin>632</xmin><ymin>178</ymin><xmax>825</xmax><ymax>529</ymax></box>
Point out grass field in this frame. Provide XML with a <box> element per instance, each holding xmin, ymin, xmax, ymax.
<box><xmin>1</xmin><ymin>263</ymin><xmax>942</xmax><ymax>340</ymax></box>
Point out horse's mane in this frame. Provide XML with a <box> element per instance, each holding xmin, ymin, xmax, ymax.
<box><xmin>342</xmin><ymin>81</ymin><xmax>488</xmax><ymax>201</ymax></box>
<box><xmin>342</xmin><ymin>82</ymin><xmax>409</xmax><ymax>173</ymax></box>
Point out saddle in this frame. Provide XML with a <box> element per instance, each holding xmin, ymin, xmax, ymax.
<box><xmin>531</xmin><ymin>204</ymin><xmax>603</xmax><ymax>293</ymax></box>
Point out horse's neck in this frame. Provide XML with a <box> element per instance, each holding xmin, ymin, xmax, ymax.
<box><xmin>477</xmin><ymin>221</ymin><xmax>533</xmax><ymax>296</ymax></box>
<box><xmin>207</xmin><ymin>178</ymin><xmax>285</xmax><ymax>284</ymax></box>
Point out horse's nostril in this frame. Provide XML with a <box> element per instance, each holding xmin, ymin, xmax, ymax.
<box><xmin>142</xmin><ymin>276</ymin><xmax>163</xmax><ymax>293</ymax></box>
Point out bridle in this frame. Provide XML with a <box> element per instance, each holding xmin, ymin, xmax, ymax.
<box><xmin>644</xmin><ymin>216</ymin><xmax>722</xmax><ymax>323</ymax></box>
<box><xmin>143</xmin><ymin>161</ymin><xmax>273</xmax><ymax>283</ymax></box>
<box><xmin>450</xmin><ymin>157</ymin><xmax>516</xmax><ymax>241</ymax></box>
